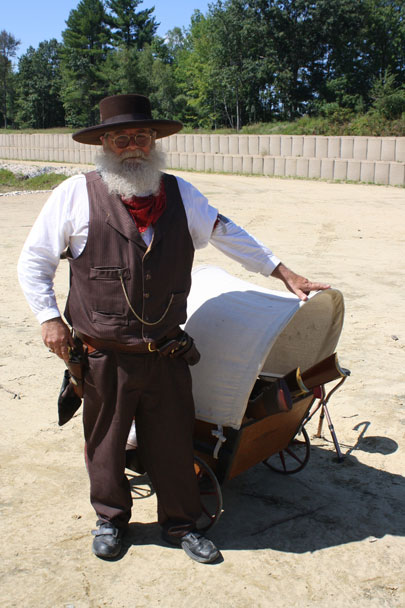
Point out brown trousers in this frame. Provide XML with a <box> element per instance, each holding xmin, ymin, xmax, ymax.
<box><xmin>83</xmin><ymin>349</ymin><xmax>202</xmax><ymax>533</ymax></box>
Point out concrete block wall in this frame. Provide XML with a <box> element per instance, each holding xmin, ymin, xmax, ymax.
<box><xmin>0</xmin><ymin>133</ymin><xmax>404</xmax><ymax>186</ymax></box>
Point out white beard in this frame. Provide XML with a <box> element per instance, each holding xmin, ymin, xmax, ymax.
<box><xmin>95</xmin><ymin>146</ymin><xmax>166</xmax><ymax>198</ymax></box>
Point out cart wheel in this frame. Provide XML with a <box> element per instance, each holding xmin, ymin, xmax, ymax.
<box><xmin>263</xmin><ymin>426</ymin><xmax>311</xmax><ymax>474</ymax></box>
<box><xmin>194</xmin><ymin>456</ymin><xmax>223</xmax><ymax>531</ymax></box>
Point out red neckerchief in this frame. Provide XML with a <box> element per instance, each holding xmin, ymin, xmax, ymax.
<box><xmin>120</xmin><ymin>180</ymin><xmax>166</xmax><ymax>233</ymax></box>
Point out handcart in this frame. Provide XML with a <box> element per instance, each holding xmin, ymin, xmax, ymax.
<box><xmin>127</xmin><ymin>266</ymin><xmax>350</xmax><ymax>532</ymax></box>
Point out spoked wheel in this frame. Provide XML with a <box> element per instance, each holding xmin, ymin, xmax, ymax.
<box><xmin>194</xmin><ymin>455</ymin><xmax>223</xmax><ymax>531</ymax></box>
<box><xmin>263</xmin><ymin>426</ymin><xmax>311</xmax><ymax>474</ymax></box>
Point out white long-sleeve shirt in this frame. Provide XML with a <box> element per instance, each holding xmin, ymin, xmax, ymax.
<box><xmin>17</xmin><ymin>174</ymin><xmax>280</xmax><ymax>323</ymax></box>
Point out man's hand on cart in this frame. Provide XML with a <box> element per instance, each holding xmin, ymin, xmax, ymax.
<box><xmin>272</xmin><ymin>263</ymin><xmax>330</xmax><ymax>301</ymax></box>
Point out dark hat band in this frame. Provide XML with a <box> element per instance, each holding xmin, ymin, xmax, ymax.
<box><xmin>101</xmin><ymin>113</ymin><xmax>152</xmax><ymax>125</ymax></box>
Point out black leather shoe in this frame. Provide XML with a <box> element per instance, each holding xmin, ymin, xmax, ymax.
<box><xmin>162</xmin><ymin>530</ymin><xmax>220</xmax><ymax>564</ymax></box>
<box><xmin>92</xmin><ymin>522</ymin><xmax>123</xmax><ymax>559</ymax></box>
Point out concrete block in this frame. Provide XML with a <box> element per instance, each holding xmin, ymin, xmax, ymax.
<box><xmin>280</xmin><ymin>136</ymin><xmax>292</xmax><ymax>157</ymax></box>
<box><xmin>187</xmin><ymin>153</ymin><xmax>197</xmax><ymax>170</ymax></box>
<box><xmin>292</xmin><ymin>136</ymin><xmax>304</xmax><ymax>157</ymax></box>
<box><xmin>315</xmin><ymin>137</ymin><xmax>328</xmax><ymax>159</ymax></box>
<box><xmin>327</xmin><ymin>137</ymin><xmax>340</xmax><ymax>158</ymax></box>
<box><xmin>321</xmin><ymin>159</ymin><xmax>334</xmax><ymax>179</ymax></box>
<box><xmin>238</xmin><ymin>136</ymin><xmax>249</xmax><ymax>155</ymax></box>
<box><xmin>202</xmin><ymin>135</ymin><xmax>211</xmax><ymax>153</ymax></box>
<box><xmin>374</xmin><ymin>162</ymin><xmax>390</xmax><ymax>185</ymax></box>
<box><xmin>229</xmin><ymin>135</ymin><xmax>239</xmax><ymax>154</ymax></box>
<box><xmin>185</xmin><ymin>136</ymin><xmax>194</xmax><ymax>153</ymax></box>
<box><xmin>219</xmin><ymin>136</ymin><xmax>229</xmax><ymax>155</ymax></box>
<box><xmin>353</xmin><ymin>137</ymin><xmax>367</xmax><ymax>160</ymax></box>
<box><xmin>296</xmin><ymin>158</ymin><xmax>309</xmax><ymax>178</ymax></box>
<box><xmin>168</xmin><ymin>135</ymin><xmax>177</xmax><ymax>152</ymax></box>
<box><xmin>242</xmin><ymin>156</ymin><xmax>253</xmax><ymax>174</ymax></box>
<box><xmin>263</xmin><ymin>157</ymin><xmax>275</xmax><ymax>175</ymax></box>
<box><xmin>269</xmin><ymin>135</ymin><xmax>281</xmax><ymax>156</ymax></box>
<box><xmin>193</xmin><ymin>135</ymin><xmax>203</xmax><ymax>153</ymax></box>
<box><xmin>334</xmin><ymin>160</ymin><xmax>348</xmax><ymax>181</ymax></box>
<box><xmin>381</xmin><ymin>138</ymin><xmax>396</xmax><ymax>161</ymax></box>
<box><xmin>248</xmin><ymin>136</ymin><xmax>259</xmax><ymax>155</ymax></box>
<box><xmin>347</xmin><ymin>160</ymin><xmax>361</xmax><ymax>181</ymax></box>
<box><xmin>302</xmin><ymin>136</ymin><xmax>316</xmax><ymax>158</ymax></box>
<box><xmin>285</xmin><ymin>158</ymin><xmax>297</xmax><ymax>176</ymax></box>
<box><xmin>389</xmin><ymin>163</ymin><xmax>405</xmax><ymax>186</ymax></box>
<box><xmin>274</xmin><ymin>157</ymin><xmax>286</xmax><ymax>176</ymax></box>
<box><xmin>360</xmin><ymin>161</ymin><xmax>375</xmax><ymax>183</ymax></box>
<box><xmin>232</xmin><ymin>156</ymin><xmax>243</xmax><ymax>173</ymax></box>
<box><xmin>214</xmin><ymin>155</ymin><xmax>224</xmax><ymax>172</ymax></box>
<box><xmin>308</xmin><ymin>158</ymin><xmax>321</xmax><ymax>179</ymax></box>
<box><xmin>160</xmin><ymin>137</ymin><xmax>169</xmax><ymax>152</ymax></box>
<box><xmin>210</xmin><ymin>135</ymin><xmax>220</xmax><ymax>154</ymax></box>
<box><xmin>341</xmin><ymin>137</ymin><xmax>354</xmax><ymax>159</ymax></box>
<box><xmin>205</xmin><ymin>154</ymin><xmax>215</xmax><ymax>171</ymax></box>
<box><xmin>259</xmin><ymin>135</ymin><xmax>270</xmax><ymax>156</ymax></box>
<box><xmin>223</xmin><ymin>155</ymin><xmax>233</xmax><ymax>173</ymax></box>
<box><xmin>252</xmin><ymin>156</ymin><xmax>264</xmax><ymax>174</ymax></box>
<box><xmin>176</xmin><ymin>135</ymin><xmax>186</xmax><ymax>153</ymax></box>
<box><xmin>179</xmin><ymin>153</ymin><xmax>188</xmax><ymax>169</ymax></box>
<box><xmin>395</xmin><ymin>138</ymin><xmax>405</xmax><ymax>162</ymax></box>
<box><xmin>196</xmin><ymin>154</ymin><xmax>205</xmax><ymax>172</ymax></box>
<box><xmin>366</xmin><ymin>138</ymin><xmax>381</xmax><ymax>161</ymax></box>
<box><xmin>179</xmin><ymin>153</ymin><xmax>190</xmax><ymax>170</ymax></box>
<box><xmin>170</xmin><ymin>153</ymin><xmax>180</xmax><ymax>168</ymax></box>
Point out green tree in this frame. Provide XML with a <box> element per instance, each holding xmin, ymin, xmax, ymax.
<box><xmin>0</xmin><ymin>30</ymin><xmax>20</xmax><ymax>128</ymax></box>
<box><xmin>61</xmin><ymin>0</ymin><xmax>111</xmax><ymax>127</ymax></box>
<box><xmin>106</xmin><ymin>0</ymin><xmax>158</xmax><ymax>49</ymax></box>
<box><xmin>15</xmin><ymin>40</ymin><xmax>65</xmax><ymax>128</ymax></box>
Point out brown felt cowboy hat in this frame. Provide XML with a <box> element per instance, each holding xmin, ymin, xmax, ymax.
<box><xmin>72</xmin><ymin>94</ymin><xmax>183</xmax><ymax>145</ymax></box>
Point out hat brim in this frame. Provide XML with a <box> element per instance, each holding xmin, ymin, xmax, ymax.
<box><xmin>72</xmin><ymin>119</ymin><xmax>183</xmax><ymax>145</ymax></box>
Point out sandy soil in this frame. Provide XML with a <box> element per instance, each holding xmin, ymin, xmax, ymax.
<box><xmin>0</xmin><ymin>167</ymin><xmax>404</xmax><ymax>608</ymax></box>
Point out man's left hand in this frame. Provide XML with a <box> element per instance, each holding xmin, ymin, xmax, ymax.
<box><xmin>271</xmin><ymin>263</ymin><xmax>330</xmax><ymax>302</ymax></box>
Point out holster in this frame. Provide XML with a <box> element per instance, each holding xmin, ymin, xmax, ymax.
<box><xmin>156</xmin><ymin>331</ymin><xmax>201</xmax><ymax>366</ymax></box>
<box><xmin>57</xmin><ymin>336</ymin><xmax>87</xmax><ymax>426</ymax></box>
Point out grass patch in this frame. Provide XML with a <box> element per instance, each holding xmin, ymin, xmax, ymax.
<box><xmin>0</xmin><ymin>169</ymin><xmax>68</xmax><ymax>193</ymax></box>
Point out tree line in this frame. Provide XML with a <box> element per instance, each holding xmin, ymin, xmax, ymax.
<box><xmin>1</xmin><ymin>0</ymin><xmax>405</xmax><ymax>133</ymax></box>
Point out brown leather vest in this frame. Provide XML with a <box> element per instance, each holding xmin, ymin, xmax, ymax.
<box><xmin>64</xmin><ymin>171</ymin><xmax>194</xmax><ymax>343</ymax></box>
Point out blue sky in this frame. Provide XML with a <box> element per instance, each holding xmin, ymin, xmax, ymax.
<box><xmin>3</xmin><ymin>0</ymin><xmax>211</xmax><ymax>60</ymax></box>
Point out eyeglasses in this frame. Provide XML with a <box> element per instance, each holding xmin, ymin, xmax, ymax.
<box><xmin>106</xmin><ymin>132</ymin><xmax>154</xmax><ymax>148</ymax></box>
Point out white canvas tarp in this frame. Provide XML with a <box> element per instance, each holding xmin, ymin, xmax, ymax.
<box><xmin>185</xmin><ymin>266</ymin><xmax>345</xmax><ymax>430</ymax></box>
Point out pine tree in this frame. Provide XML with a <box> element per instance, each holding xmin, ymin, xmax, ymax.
<box><xmin>61</xmin><ymin>0</ymin><xmax>111</xmax><ymax>127</ymax></box>
<box><xmin>106</xmin><ymin>0</ymin><xmax>158</xmax><ymax>49</ymax></box>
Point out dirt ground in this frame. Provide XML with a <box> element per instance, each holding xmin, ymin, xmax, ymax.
<box><xmin>0</xmin><ymin>167</ymin><xmax>404</xmax><ymax>608</ymax></box>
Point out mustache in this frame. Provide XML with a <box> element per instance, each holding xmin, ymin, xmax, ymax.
<box><xmin>120</xmin><ymin>149</ymin><xmax>147</xmax><ymax>161</ymax></box>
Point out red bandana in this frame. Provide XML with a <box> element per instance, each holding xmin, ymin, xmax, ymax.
<box><xmin>121</xmin><ymin>180</ymin><xmax>166</xmax><ymax>232</ymax></box>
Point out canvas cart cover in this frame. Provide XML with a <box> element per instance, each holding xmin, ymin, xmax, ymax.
<box><xmin>184</xmin><ymin>266</ymin><xmax>344</xmax><ymax>430</ymax></box>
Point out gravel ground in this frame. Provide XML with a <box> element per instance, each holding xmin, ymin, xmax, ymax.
<box><xmin>0</xmin><ymin>160</ymin><xmax>87</xmax><ymax>196</ymax></box>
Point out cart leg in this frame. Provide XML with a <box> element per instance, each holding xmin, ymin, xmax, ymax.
<box><xmin>322</xmin><ymin>404</ymin><xmax>344</xmax><ymax>462</ymax></box>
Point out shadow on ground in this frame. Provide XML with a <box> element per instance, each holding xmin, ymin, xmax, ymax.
<box><xmin>123</xmin><ymin>435</ymin><xmax>404</xmax><ymax>555</ymax></box>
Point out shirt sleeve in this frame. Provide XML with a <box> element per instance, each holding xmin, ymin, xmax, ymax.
<box><xmin>17</xmin><ymin>174</ymin><xmax>89</xmax><ymax>324</ymax></box>
<box><xmin>176</xmin><ymin>177</ymin><xmax>218</xmax><ymax>249</ymax></box>
<box><xmin>210</xmin><ymin>214</ymin><xmax>281</xmax><ymax>276</ymax></box>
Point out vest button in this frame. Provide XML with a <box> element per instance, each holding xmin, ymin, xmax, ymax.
<box><xmin>144</xmin><ymin>292</ymin><xmax>150</xmax><ymax>299</ymax></box>
<box><xmin>145</xmin><ymin>272</ymin><xmax>152</xmax><ymax>280</ymax></box>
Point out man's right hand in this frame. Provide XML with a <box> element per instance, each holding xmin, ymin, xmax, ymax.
<box><xmin>41</xmin><ymin>317</ymin><xmax>75</xmax><ymax>361</ymax></box>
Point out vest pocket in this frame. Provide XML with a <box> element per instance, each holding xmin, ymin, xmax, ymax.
<box><xmin>90</xmin><ymin>266</ymin><xmax>130</xmax><ymax>280</ymax></box>
<box><xmin>91</xmin><ymin>311</ymin><xmax>129</xmax><ymax>326</ymax></box>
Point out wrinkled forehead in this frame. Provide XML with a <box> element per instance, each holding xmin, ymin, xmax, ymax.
<box><xmin>105</xmin><ymin>127</ymin><xmax>156</xmax><ymax>137</ymax></box>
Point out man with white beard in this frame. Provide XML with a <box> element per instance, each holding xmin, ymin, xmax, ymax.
<box><xmin>18</xmin><ymin>94</ymin><xmax>329</xmax><ymax>564</ymax></box>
